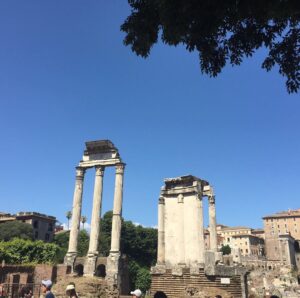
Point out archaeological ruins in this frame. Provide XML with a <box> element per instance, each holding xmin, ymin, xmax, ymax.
<box><xmin>151</xmin><ymin>175</ymin><xmax>248</xmax><ymax>298</ymax></box>
<box><xmin>1</xmin><ymin>139</ymin><xmax>299</xmax><ymax>297</ymax></box>
<box><xmin>64</xmin><ymin>140</ymin><xmax>127</xmax><ymax>293</ymax></box>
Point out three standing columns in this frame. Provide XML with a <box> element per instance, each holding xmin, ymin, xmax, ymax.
<box><xmin>65</xmin><ymin>163</ymin><xmax>126</xmax><ymax>275</ymax></box>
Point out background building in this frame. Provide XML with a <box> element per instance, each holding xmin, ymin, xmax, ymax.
<box><xmin>263</xmin><ymin>208</ymin><xmax>300</xmax><ymax>261</ymax></box>
<box><xmin>0</xmin><ymin>211</ymin><xmax>56</xmax><ymax>242</ymax></box>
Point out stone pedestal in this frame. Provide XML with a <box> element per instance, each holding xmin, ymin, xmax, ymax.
<box><xmin>84</xmin><ymin>252</ymin><xmax>98</xmax><ymax>277</ymax></box>
<box><xmin>106</xmin><ymin>252</ymin><xmax>121</xmax><ymax>292</ymax></box>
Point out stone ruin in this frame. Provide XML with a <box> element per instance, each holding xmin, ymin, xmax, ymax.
<box><xmin>64</xmin><ymin>140</ymin><xmax>128</xmax><ymax>296</ymax></box>
<box><xmin>150</xmin><ymin>175</ymin><xmax>248</xmax><ymax>298</ymax></box>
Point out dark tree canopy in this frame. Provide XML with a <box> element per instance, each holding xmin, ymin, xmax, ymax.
<box><xmin>0</xmin><ymin>221</ymin><xmax>33</xmax><ymax>241</ymax></box>
<box><xmin>121</xmin><ymin>0</ymin><xmax>300</xmax><ymax>93</ymax></box>
<box><xmin>221</xmin><ymin>244</ymin><xmax>231</xmax><ymax>255</ymax></box>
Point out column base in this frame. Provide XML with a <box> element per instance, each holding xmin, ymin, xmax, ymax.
<box><xmin>84</xmin><ymin>252</ymin><xmax>98</xmax><ymax>276</ymax></box>
<box><xmin>106</xmin><ymin>252</ymin><xmax>121</xmax><ymax>289</ymax></box>
<box><xmin>64</xmin><ymin>251</ymin><xmax>77</xmax><ymax>268</ymax></box>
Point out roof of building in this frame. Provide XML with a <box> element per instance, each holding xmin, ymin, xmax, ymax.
<box><xmin>262</xmin><ymin>208</ymin><xmax>300</xmax><ymax>219</ymax></box>
<box><xmin>231</xmin><ymin>234</ymin><xmax>260</xmax><ymax>239</ymax></box>
<box><xmin>220</xmin><ymin>226</ymin><xmax>251</xmax><ymax>231</ymax></box>
<box><xmin>16</xmin><ymin>212</ymin><xmax>56</xmax><ymax>221</ymax></box>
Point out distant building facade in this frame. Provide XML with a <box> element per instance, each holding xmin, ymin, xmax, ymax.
<box><xmin>0</xmin><ymin>211</ymin><xmax>56</xmax><ymax>242</ymax></box>
<box><xmin>205</xmin><ymin>225</ymin><xmax>265</xmax><ymax>257</ymax></box>
<box><xmin>263</xmin><ymin>208</ymin><xmax>300</xmax><ymax>261</ymax></box>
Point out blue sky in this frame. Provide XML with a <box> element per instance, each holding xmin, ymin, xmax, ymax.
<box><xmin>0</xmin><ymin>1</ymin><xmax>299</xmax><ymax>230</ymax></box>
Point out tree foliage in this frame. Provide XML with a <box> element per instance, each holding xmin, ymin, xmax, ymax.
<box><xmin>53</xmin><ymin>230</ymin><xmax>90</xmax><ymax>263</ymax></box>
<box><xmin>135</xmin><ymin>267</ymin><xmax>152</xmax><ymax>294</ymax></box>
<box><xmin>99</xmin><ymin>211</ymin><xmax>157</xmax><ymax>291</ymax></box>
<box><xmin>121</xmin><ymin>0</ymin><xmax>300</xmax><ymax>93</ymax></box>
<box><xmin>0</xmin><ymin>238</ymin><xmax>60</xmax><ymax>264</ymax></box>
<box><xmin>221</xmin><ymin>244</ymin><xmax>231</xmax><ymax>255</ymax></box>
<box><xmin>0</xmin><ymin>221</ymin><xmax>33</xmax><ymax>241</ymax></box>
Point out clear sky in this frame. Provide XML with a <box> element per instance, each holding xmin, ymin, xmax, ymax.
<box><xmin>0</xmin><ymin>1</ymin><xmax>299</xmax><ymax>230</ymax></box>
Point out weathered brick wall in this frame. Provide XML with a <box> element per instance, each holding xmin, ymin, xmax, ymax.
<box><xmin>151</xmin><ymin>268</ymin><xmax>243</xmax><ymax>298</ymax></box>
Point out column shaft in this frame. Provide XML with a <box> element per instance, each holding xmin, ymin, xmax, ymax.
<box><xmin>199</xmin><ymin>196</ymin><xmax>205</xmax><ymax>263</ymax></box>
<box><xmin>68</xmin><ymin>167</ymin><xmax>85</xmax><ymax>254</ymax></box>
<box><xmin>178</xmin><ymin>194</ymin><xmax>185</xmax><ymax>264</ymax></box>
<box><xmin>209</xmin><ymin>196</ymin><xmax>218</xmax><ymax>252</ymax></box>
<box><xmin>157</xmin><ymin>197</ymin><xmax>165</xmax><ymax>264</ymax></box>
<box><xmin>110</xmin><ymin>163</ymin><xmax>125</xmax><ymax>253</ymax></box>
<box><xmin>88</xmin><ymin>166</ymin><xmax>105</xmax><ymax>254</ymax></box>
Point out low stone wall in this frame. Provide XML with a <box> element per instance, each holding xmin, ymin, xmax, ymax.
<box><xmin>151</xmin><ymin>268</ymin><xmax>244</xmax><ymax>298</ymax></box>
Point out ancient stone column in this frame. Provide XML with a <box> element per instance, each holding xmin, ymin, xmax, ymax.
<box><xmin>157</xmin><ymin>196</ymin><xmax>165</xmax><ymax>265</ymax></box>
<box><xmin>84</xmin><ymin>166</ymin><xmax>105</xmax><ymax>276</ymax></box>
<box><xmin>178</xmin><ymin>194</ymin><xmax>185</xmax><ymax>265</ymax></box>
<box><xmin>209</xmin><ymin>195</ymin><xmax>218</xmax><ymax>252</ymax></box>
<box><xmin>110</xmin><ymin>163</ymin><xmax>125</xmax><ymax>253</ymax></box>
<box><xmin>199</xmin><ymin>195</ymin><xmax>205</xmax><ymax>264</ymax></box>
<box><xmin>65</xmin><ymin>166</ymin><xmax>86</xmax><ymax>265</ymax></box>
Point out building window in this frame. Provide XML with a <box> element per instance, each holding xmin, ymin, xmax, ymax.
<box><xmin>34</xmin><ymin>231</ymin><xmax>38</xmax><ymax>239</ymax></box>
<box><xmin>45</xmin><ymin>233</ymin><xmax>50</xmax><ymax>241</ymax></box>
<box><xmin>278</xmin><ymin>225</ymin><xmax>280</xmax><ymax>228</ymax></box>
<box><xmin>246</xmin><ymin>249</ymin><xmax>248</xmax><ymax>254</ymax></box>
<box><xmin>33</xmin><ymin>220</ymin><xmax>39</xmax><ymax>229</ymax></box>
<box><xmin>227</xmin><ymin>238</ymin><xmax>230</xmax><ymax>242</ymax></box>
<box><xmin>245</xmin><ymin>241</ymin><xmax>248</xmax><ymax>245</ymax></box>
<box><xmin>48</xmin><ymin>223</ymin><xmax>53</xmax><ymax>232</ymax></box>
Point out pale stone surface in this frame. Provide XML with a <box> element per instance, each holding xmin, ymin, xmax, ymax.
<box><xmin>157</xmin><ymin>196</ymin><xmax>165</xmax><ymax>265</ymax></box>
<box><xmin>65</xmin><ymin>167</ymin><xmax>85</xmax><ymax>265</ymax></box>
<box><xmin>84</xmin><ymin>166</ymin><xmax>105</xmax><ymax>276</ymax></box>
<box><xmin>110</xmin><ymin>163</ymin><xmax>125</xmax><ymax>253</ymax></box>
<box><xmin>161</xmin><ymin>175</ymin><xmax>208</xmax><ymax>267</ymax></box>
<box><xmin>208</xmin><ymin>196</ymin><xmax>217</xmax><ymax>252</ymax></box>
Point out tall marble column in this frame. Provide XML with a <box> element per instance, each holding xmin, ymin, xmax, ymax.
<box><xmin>110</xmin><ymin>163</ymin><xmax>125</xmax><ymax>253</ymax></box>
<box><xmin>106</xmin><ymin>163</ymin><xmax>125</xmax><ymax>289</ymax></box>
<box><xmin>199</xmin><ymin>195</ymin><xmax>205</xmax><ymax>264</ymax></box>
<box><xmin>178</xmin><ymin>194</ymin><xmax>185</xmax><ymax>265</ymax></box>
<box><xmin>157</xmin><ymin>196</ymin><xmax>165</xmax><ymax>265</ymax></box>
<box><xmin>65</xmin><ymin>166</ymin><xmax>86</xmax><ymax>265</ymax></box>
<box><xmin>84</xmin><ymin>166</ymin><xmax>105</xmax><ymax>276</ymax></box>
<box><xmin>209</xmin><ymin>196</ymin><xmax>217</xmax><ymax>252</ymax></box>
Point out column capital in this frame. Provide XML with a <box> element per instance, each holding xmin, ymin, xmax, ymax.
<box><xmin>158</xmin><ymin>196</ymin><xmax>165</xmax><ymax>204</ymax></box>
<box><xmin>95</xmin><ymin>165</ymin><xmax>105</xmax><ymax>176</ymax></box>
<box><xmin>115</xmin><ymin>163</ymin><xmax>125</xmax><ymax>174</ymax></box>
<box><xmin>208</xmin><ymin>195</ymin><xmax>215</xmax><ymax>205</ymax></box>
<box><xmin>75</xmin><ymin>166</ymin><xmax>86</xmax><ymax>178</ymax></box>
